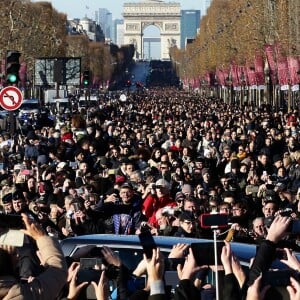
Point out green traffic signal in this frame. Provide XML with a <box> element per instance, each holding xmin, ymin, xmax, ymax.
<box><xmin>83</xmin><ymin>70</ymin><xmax>90</xmax><ymax>86</ymax></box>
<box><xmin>6</xmin><ymin>51</ymin><xmax>21</xmax><ymax>85</ymax></box>
<box><xmin>7</xmin><ymin>73</ymin><xmax>18</xmax><ymax>83</ymax></box>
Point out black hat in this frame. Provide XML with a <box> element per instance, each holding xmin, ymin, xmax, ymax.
<box><xmin>179</xmin><ymin>211</ymin><xmax>195</xmax><ymax>222</ymax></box>
<box><xmin>175</xmin><ymin>192</ymin><xmax>185</xmax><ymax>202</ymax></box>
<box><xmin>12</xmin><ymin>190</ymin><xmax>24</xmax><ymax>201</ymax></box>
<box><xmin>273</xmin><ymin>154</ymin><xmax>282</xmax><ymax>164</ymax></box>
<box><xmin>195</xmin><ymin>156</ymin><xmax>205</xmax><ymax>163</ymax></box>
<box><xmin>120</xmin><ymin>182</ymin><xmax>133</xmax><ymax>189</ymax></box>
<box><xmin>2</xmin><ymin>193</ymin><xmax>12</xmax><ymax>204</ymax></box>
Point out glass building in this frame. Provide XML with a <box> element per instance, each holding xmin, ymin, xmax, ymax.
<box><xmin>180</xmin><ymin>10</ymin><xmax>201</xmax><ymax>49</ymax></box>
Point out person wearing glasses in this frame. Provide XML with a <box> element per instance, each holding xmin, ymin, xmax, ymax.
<box><xmin>142</xmin><ymin>178</ymin><xmax>176</xmax><ymax>227</ymax></box>
<box><xmin>174</xmin><ymin>211</ymin><xmax>196</xmax><ymax>238</ymax></box>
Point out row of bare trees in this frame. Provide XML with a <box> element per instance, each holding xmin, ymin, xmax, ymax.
<box><xmin>0</xmin><ymin>0</ymin><xmax>134</xmax><ymax>85</ymax></box>
<box><xmin>170</xmin><ymin>0</ymin><xmax>300</xmax><ymax>81</ymax></box>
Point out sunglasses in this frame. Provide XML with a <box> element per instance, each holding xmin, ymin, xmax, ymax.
<box><xmin>155</xmin><ymin>185</ymin><xmax>164</xmax><ymax>189</ymax></box>
<box><xmin>176</xmin><ymin>199</ymin><xmax>184</xmax><ymax>203</ymax></box>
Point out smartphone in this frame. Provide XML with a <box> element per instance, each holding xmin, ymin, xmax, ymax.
<box><xmin>0</xmin><ymin>213</ymin><xmax>23</xmax><ymax>229</ymax></box>
<box><xmin>21</xmin><ymin>169</ymin><xmax>32</xmax><ymax>176</ymax></box>
<box><xmin>77</xmin><ymin>269</ymin><xmax>102</xmax><ymax>284</ymax></box>
<box><xmin>77</xmin><ymin>258</ymin><xmax>103</xmax><ymax>285</ymax></box>
<box><xmin>191</xmin><ymin>242</ymin><xmax>224</xmax><ymax>266</ymax></box>
<box><xmin>262</xmin><ymin>270</ymin><xmax>298</xmax><ymax>286</ymax></box>
<box><xmin>73</xmin><ymin>202</ymin><xmax>80</xmax><ymax>212</ymax></box>
<box><xmin>165</xmin><ymin>258</ymin><xmax>186</xmax><ymax>271</ymax></box>
<box><xmin>138</xmin><ymin>230</ymin><xmax>157</xmax><ymax>259</ymax></box>
<box><xmin>200</xmin><ymin>213</ymin><xmax>229</xmax><ymax>229</ymax></box>
<box><xmin>69</xmin><ymin>161</ymin><xmax>77</xmax><ymax>169</ymax></box>
<box><xmin>38</xmin><ymin>182</ymin><xmax>45</xmax><ymax>194</ymax></box>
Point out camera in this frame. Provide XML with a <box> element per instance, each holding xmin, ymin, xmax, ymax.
<box><xmin>162</xmin><ymin>206</ymin><xmax>175</xmax><ymax>216</ymax></box>
<box><xmin>140</xmin><ymin>222</ymin><xmax>151</xmax><ymax>232</ymax></box>
<box><xmin>246</xmin><ymin>185</ymin><xmax>259</xmax><ymax>195</ymax></box>
<box><xmin>279</xmin><ymin>208</ymin><xmax>293</xmax><ymax>217</ymax></box>
<box><xmin>264</xmin><ymin>215</ymin><xmax>300</xmax><ymax>233</ymax></box>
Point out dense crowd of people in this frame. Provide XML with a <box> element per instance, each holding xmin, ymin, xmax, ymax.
<box><xmin>1</xmin><ymin>87</ymin><xmax>300</xmax><ymax>299</ymax></box>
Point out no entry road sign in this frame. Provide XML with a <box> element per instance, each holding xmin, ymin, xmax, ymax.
<box><xmin>0</xmin><ymin>86</ymin><xmax>23</xmax><ymax>111</ymax></box>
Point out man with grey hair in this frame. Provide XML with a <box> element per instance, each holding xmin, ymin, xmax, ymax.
<box><xmin>252</xmin><ymin>217</ymin><xmax>267</xmax><ymax>240</ymax></box>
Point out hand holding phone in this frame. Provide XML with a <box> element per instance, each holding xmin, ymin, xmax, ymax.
<box><xmin>191</xmin><ymin>242</ymin><xmax>224</xmax><ymax>266</ymax></box>
<box><xmin>138</xmin><ymin>230</ymin><xmax>157</xmax><ymax>259</ymax></box>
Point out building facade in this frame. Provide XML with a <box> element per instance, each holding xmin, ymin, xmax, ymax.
<box><xmin>66</xmin><ymin>17</ymin><xmax>104</xmax><ymax>42</ymax></box>
<box><xmin>123</xmin><ymin>1</ymin><xmax>181</xmax><ymax>60</ymax></box>
<box><xmin>180</xmin><ymin>10</ymin><xmax>201</xmax><ymax>49</ymax></box>
<box><xmin>112</xmin><ymin>19</ymin><xmax>124</xmax><ymax>45</ymax></box>
<box><xmin>99</xmin><ymin>8</ymin><xmax>113</xmax><ymax>40</ymax></box>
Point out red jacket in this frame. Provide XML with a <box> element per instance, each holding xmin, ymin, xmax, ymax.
<box><xmin>142</xmin><ymin>193</ymin><xmax>176</xmax><ymax>227</ymax></box>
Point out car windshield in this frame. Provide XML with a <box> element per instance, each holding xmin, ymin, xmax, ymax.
<box><xmin>20</xmin><ymin>103</ymin><xmax>38</xmax><ymax>110</ymax></box>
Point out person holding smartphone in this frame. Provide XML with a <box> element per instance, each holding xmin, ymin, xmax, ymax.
<box><xmin>0</xmin><ymin>213</ymin><xmax>67</xmax><ymax>299</ymax></box>
<box><xmin>142</xmin><ymin>179</ymin><xmax>176</xmax><ymax>227</ymax></box>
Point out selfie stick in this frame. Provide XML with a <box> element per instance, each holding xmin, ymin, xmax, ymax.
<box><xmin>213</xmin><ymin>228</ymin><xmax>220</xmax><ymax>300</ymax></box>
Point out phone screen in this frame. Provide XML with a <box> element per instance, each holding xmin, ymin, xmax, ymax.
<box><xmin>138</xmin><ymin>230</ymin><xmax>157</xmax><ymax>259</ymax></box>
<box><xmin>200</xmin><ymin>213</ymin><xmax>229</xmax><ymax>229</ymax></box>
<box><xmin>38</xmin><ymin>182</ymin><xmax>45</xmax><ymax>194</ymax></box>
<box><xmin>191</xmin><ymin>242</ymin><xmax>224</xmax><ymax>266</ymax></box>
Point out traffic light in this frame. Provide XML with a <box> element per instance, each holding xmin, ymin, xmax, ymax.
<box><xmin>82</xmin><ymin>70</ymin><xmax>90</xmax><ymax>86</ymax></box>
<box><xmin>125</xmin><ymin>80</ymin><xmax>131</xmax><ymax>87</ymax></box>
<box><xmin>6</xmin><ymin>50</ymin><xmax>21</xmax><ymax>85</ymax></box>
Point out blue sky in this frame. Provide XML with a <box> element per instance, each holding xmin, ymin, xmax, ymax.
<box><xmin>31</xmin><ymin>0</ymin><xmax>203</xmax><ymax>20</ymax></box>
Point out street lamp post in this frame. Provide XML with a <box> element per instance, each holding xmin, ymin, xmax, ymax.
<box><xmin>264</xmin><ymin>60</ymin><xmax>271</xmax><ymax>107</ymax></box>
<box><xmin>214</xmin><ymin>75</ymin><xmax>219</xmax><ymax>99</ymax></box>
<box><xmin>240</xmin><ymin>72</ymin><xmax>246</xmax><ymax>108</ymax></box>
<box><xmin>226</xmin><ymin>75</ymin><xmax>233</xmax><ymax>105</ymax></box>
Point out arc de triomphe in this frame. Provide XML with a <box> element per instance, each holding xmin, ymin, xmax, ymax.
<box><xmin>123</xmin><ymin>0</ymin><xmax>181</xmax><ymax>60</ymax></box>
